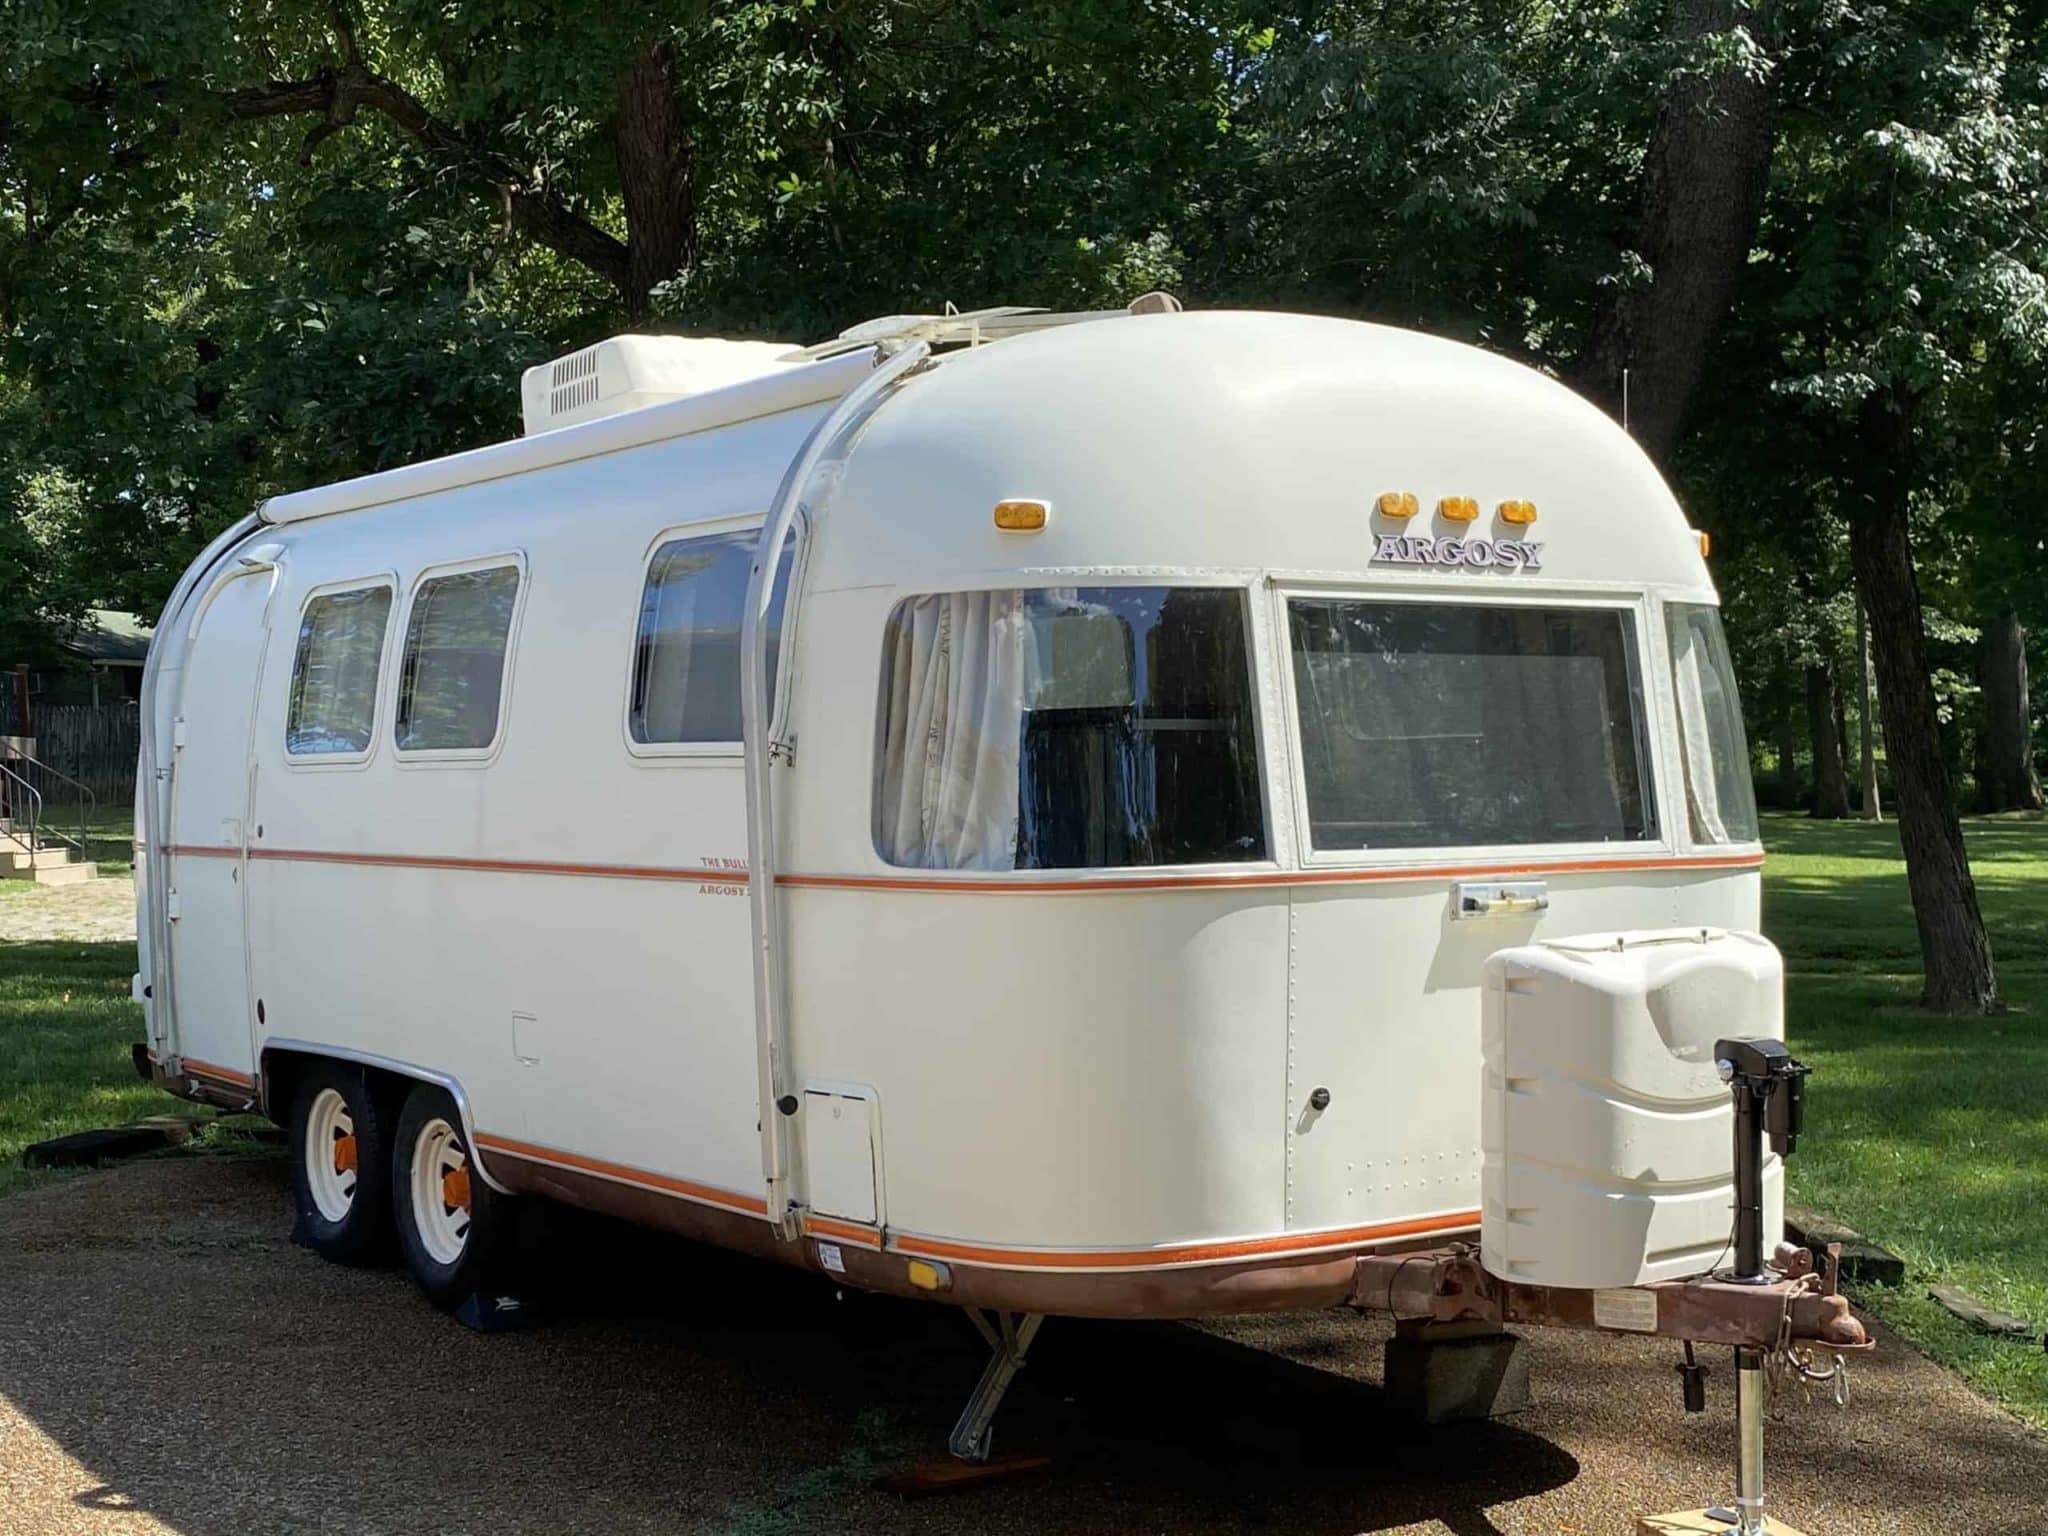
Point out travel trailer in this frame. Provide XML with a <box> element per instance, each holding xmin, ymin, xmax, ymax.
<box><xmin>137</xmin><ymin>303</ymin><xmax>1865</xmax><ymax>1527</ymax></box>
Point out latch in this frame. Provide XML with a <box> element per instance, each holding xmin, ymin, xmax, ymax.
<box><xmin>1450</xmin><ymin>880</ymin><xmax>1548</xmax><ymax>920</ymax></box>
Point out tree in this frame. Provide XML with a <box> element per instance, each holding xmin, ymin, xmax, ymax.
<box><xmin>1977</xmin><ymin>612</ymin><xmax>2044</xmax><ymax>811</ymax></box>
<box><xmin>1574</xmin><ymin>0</ymin><xmax>1777</xmax><ymax>461</ymax></box>
<box><xmin>1733</xmin><ymin>0</ymin><xmax>2048</xmax><ymax>1012</ymax></box>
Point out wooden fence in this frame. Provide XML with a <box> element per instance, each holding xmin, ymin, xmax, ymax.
<box><xmin>16</xmin><ymin>704</ymin><xmax>140</xmax><ymax>810</ymax></box>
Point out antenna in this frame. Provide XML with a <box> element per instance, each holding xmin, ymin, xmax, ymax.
<box><xmin>1622</xmin><ymin>367</ymin><xmax>1631</xmax><ymax>433</ymax></box>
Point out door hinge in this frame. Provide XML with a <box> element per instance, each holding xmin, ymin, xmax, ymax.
<box><xmin>172</xmin><ymin>717</ymin><xmax>189</xmax><ymax>750</ymax></box>
<box><xmin>165</xmin><ymin>889</ymin><xmax>182</xmax><ymax>920</ymax></box>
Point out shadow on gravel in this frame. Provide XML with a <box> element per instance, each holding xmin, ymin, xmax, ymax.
<box><xmin>0</xmin><ymin>1156</ymin><xmax>1576</xmax><ymax>1536</ymax></box>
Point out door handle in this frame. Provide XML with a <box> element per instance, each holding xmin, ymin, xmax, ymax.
<box><xmin>1451</xmin><ymin>880</ymin><xmax>1549</xmax><ymax>920</ymax></box>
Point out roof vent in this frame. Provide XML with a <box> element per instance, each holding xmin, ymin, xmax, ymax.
<box><xmin>520</xmin><ymin>335</ymin><xmax>799</xmax><ymax>435</ymax></box>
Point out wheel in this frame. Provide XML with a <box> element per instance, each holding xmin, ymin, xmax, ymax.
<box><xmin>391</xmin><ymin>1084</ymin><xmax>505</xmax><ymax>1307</ymax></box>
<box><xmin>288</xmin><ymin>1060</ymin><xmax>394</xmax><ymax>1263</ymax></box>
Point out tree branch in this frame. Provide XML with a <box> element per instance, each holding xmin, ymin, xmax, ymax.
<box><xmin>220</xmin><ymin>62</ymin><xmax>631</xmax><ymax>295</ymax></box>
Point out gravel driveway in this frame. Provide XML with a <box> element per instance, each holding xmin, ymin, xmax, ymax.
<box><xmin>1</xmin><ymin>1155</ymin><xmax>2043</xmax><ymax>1535</ymax></box>
<box><xmin>0</xmin><ymin>875</ymin><xmax>135</xmax><ymax>944</ymax></box>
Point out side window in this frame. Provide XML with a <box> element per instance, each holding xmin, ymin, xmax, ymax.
<box><xmin>286</xmin><ymin>585</ymin><xmax>393</xmax><ymax>758</ymax></box>
<box><xmin>873</xmin><ymin>586</ymin><xmax>1266</xmax><ymax>870</ymax></box>
<box><xmin>395</xmin><ymin>563</ymin><xmax>522</xmax><ymax>754</ymax></box>
<box><xmin>629</xmin><ymin>528</ymin><xmax>795</xmax><ymax>747</ymax></box>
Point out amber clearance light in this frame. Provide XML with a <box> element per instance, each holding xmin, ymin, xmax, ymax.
<box><xmin>1498</xmin><ymin>499</ymin><xmax>1538</xmax><ymax>525</ymax></box>
<box><xmin>1438</xmin><ymin>496</ymin><xmax>1480</xmax><ymax>522</ymax></box>
<box><xmin>1377</xmin><ymin>491</ymin><xmax>1419</xmax><ymax>520</ymax></box>
<box><xmin>993</xmin><ymin>498</ymin><xmax>1049</xmax><ymax>532</ymax></box>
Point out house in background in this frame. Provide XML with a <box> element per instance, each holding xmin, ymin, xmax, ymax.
<box><xmin>2</xmin><ymin>610</ymin><xmax>152</xmax><ymax>815</ymax></box>
<box><xmin>51</xmin><ymin>609</ymin><xmax>153</xmax><ymax>706</ymax></box>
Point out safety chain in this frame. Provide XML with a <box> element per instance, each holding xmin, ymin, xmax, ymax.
<box><xmin>1764</xmin><ymin>1273</ymin><xmax>1851</xmax><ymax>1418</ymax></box>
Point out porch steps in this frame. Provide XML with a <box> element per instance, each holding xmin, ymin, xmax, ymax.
<box><xmin>0</xmin><ymin>829</ymin><xmax>99</xmax><ymax>885</ymax></box>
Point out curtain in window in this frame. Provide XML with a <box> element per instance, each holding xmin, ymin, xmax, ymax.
<box><xmin>1669</xmin><ymin>615</ymin><xmax>1729</xmax><ymax>843</ymax></box>
<box><xmin>874</xmin><ymin>592</ymin><xmax>1032</xmax><ymax>869</ymax></box>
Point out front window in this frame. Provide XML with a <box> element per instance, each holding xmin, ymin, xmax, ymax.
<box><xmin>1288</xmin><ymin>599</ymin><xmax>1657</xmax><ymax>850</ymax></box>
<box><xmin>873</xmin><ymin>586</ymin><xmax>1266</xmax><ymax>870</ymax></box>
<box><xmin>1666</xmin><ymin>602</ymin><xmax>1760</xmax><ymax>844</ymax></box>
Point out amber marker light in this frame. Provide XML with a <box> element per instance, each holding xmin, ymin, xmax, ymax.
<box><xmin>1697</xmin><ymin>529</ymin><xmax>1712</xmax><ymax>558</ymax></box>
<box><xmin>1377</xmin><ymin>491</ymin><xmax>1420</xmax><ymax>520</ymax></box>
<box><xmin>1439</xmin><ymin>496</ymin><xmax>1480</xmax><ymax>522</ymax></box>
<box><xmin>993</xmin><ymin>498</ymin><xmax>1049</xmax><ymax>532</ymax></box>
<box><xmin>1498</xmin><ymin>499</ymin><xmax>1538</xmax><ymax>525</ymax></box>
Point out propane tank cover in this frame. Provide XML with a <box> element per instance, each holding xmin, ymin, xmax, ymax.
<box><xmin>1480</xmin><ymin>928</ymin><xmax>1787</xmax><ymax>1290</ymax></box>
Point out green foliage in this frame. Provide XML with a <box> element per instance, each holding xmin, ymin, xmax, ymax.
<box><xmin>1766</xmin><ymin>811</ymin><xmax>2048</xmax><ymax>1426</ymax></box>
<box><xmin>0</xmin><ymin>0</ymin><xmax>2043</xmax><ymax>776</ymax></box>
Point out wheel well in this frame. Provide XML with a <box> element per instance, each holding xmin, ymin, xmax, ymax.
<box><xmin>260</xmin><ymin>1048</ymin><xmax>411</xmax><ymax>1132</ymax></box>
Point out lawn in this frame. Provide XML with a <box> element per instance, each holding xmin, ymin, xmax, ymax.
<box><xmin>1765</xmin><ymin>811</ymin><xmax>2048</xmax><ymax>1427</ymax></box>
<box><xmin>0</xmin><ymin>941</ymin><xmax>163</xmax><ymax>1198</ymax></box>
<box><xmin>0</xmin><ymin>814</ymin><xmax>2043</xmax><ymax>1425</ymax></box>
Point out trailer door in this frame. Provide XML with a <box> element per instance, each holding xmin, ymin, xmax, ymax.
<box><xmin>167</xmin><ymin>566</ymin><xmax>275</xmax><ymax>1083</ymax></box>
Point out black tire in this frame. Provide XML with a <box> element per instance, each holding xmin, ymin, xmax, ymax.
<box><xmin>391</xmin><ymin>1084</ymin><xmax>507</xmax><ymax>1308</ymax></box>
<box><xmin>288</xmin><ymin>1060</ymin><xmax>394</xmax><ymax>1263</ymax></box>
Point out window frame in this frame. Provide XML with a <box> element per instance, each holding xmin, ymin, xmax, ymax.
<box><xmin>389</xmin><ymin>551</ymin><xmax>529</xmax><ymax>767</ymax></box>
<box><xmin>1270</xmin><ymin>580</ymin><xmax>1671</xmax><ymax>868</ymax></box>
<box><xmin>866</xmin><ymin>572</ymin><xmax>1281</xmax><ymax>878</ymax></box>
<box><xmin>619</xmin><ymin>512</ymin><xmax>808</xmax><ymax>765</ymax></box>
<box><xmin>282</xmin><ymin>573</ymin><xmax>398</xmax><ymax>771</ymax></box>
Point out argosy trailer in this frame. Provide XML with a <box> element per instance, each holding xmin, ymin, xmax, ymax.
<box><xmin>137</xmin><ymin>303</ymin><xmax>1866</xmax><ymax>1528</ymax></box>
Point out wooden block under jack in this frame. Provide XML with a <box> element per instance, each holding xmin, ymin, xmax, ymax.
<box><xmin>876</xmin><ymin>1450</ymin><xmax>1052</xmax><ymax>1496</ymax></box>
<box><xmin>1638</xmin><ymin>1511</ymin><xmax>1810</xmax><ymax>1535</ymax></box>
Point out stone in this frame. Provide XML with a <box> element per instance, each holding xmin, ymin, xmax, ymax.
<box><xmin>1782</xmin><ymin>1205</ymin><xmax>1906</xmax><ymax>1288</ymax></box>
<box><xmin>1927</xmin><ymin>1284</ymin><xmax>2034</xmax><ymax>1338</ymax></box>
<box><xmin>1383</xmin><ymin>1329</ymin><xmax>1532</xmax><ymax>1424</ymax></box>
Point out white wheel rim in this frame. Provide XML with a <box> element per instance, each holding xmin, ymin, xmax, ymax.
<box><xmin>410</xmin><ymin>1118</ymin><xmax>472</xmax><ymax>1267</ymax></box>
<box><xmin>305</xmin><ymin>1087</ymin><xmax>358</xmax><ymax>1223</ymax></box>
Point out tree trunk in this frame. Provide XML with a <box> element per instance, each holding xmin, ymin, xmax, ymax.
<box><xmin>1977</xmin><ymin>611</ymin><xmax>2044</xmax><ymax>811</ymax></box>
<box><xmin>1806</xmin><ymin>664</ymin><xmax>1851</xmax><ymax>818</ymax></box>
<box><xmin>1775</xmin><ymin>712</ymin><xmax>1799</xmax><ymax>805</ymax></box>
<box><xmin>1574</xmin><ymin>0</ymin><xmax>1777</xmax><ymax>463</ymax></box>
<box><xmin>613</xmin><ymin>40</ymin><xmax>699</xmax><ymax>322</ymax></box>
<box><xmin>1847</xmin><ymin>391</ymin><xmax>1998</xmax><ymax>1013</ymax></box>
<box><xmin>1856</xmin><ymin>595</ymin><xmax>1882</xmax><ymax>819</ymax></box>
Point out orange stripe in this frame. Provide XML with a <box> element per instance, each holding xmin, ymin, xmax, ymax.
<box><xmin>167</xmin><ymin>844</ymin><xmax>750</xmax><ymax>884</ymax></box>
<box><xmin>161</xmin><ymin>844</ymin><xmax>1758</xmax><ymax>892</ymax></box>
<box><xmin>472</xmin><ymin>1132</ymin><xmax>770</xmax><ymax>1215</ymax></box>
<box><xmin>182</xmin><ymin>1057</ymin><xmax>254</xmax><ymax>1088</ymax></box>
<box><xmin>780</xmin><ymin>851</ymin><xmax>1763</xmax><ymax>894</ymax></box>
<box><xmin>891</xmin><ymin>1210</ymin><xmax>1482</xmax><ymax>1269</ymax></box>
<box><xmin>805</xmin><ymin>1215</ymin><xmax>885</xmax><ymax>1249</ymax></box>
<box><xmin>474</xmin><ymin>1132</ymin><xmax>1474</xmax><ymax>1271</ymax></box>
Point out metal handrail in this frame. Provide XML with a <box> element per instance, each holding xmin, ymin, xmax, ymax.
<box><xmin>0</xmin><ymin>758</ymin><xmax>46</xmax><ymax>873</ymax></box>
<box><xmin>0</xmin><ymin>747</ymin><xmax>95</xmax><ymax>869</ymax></box>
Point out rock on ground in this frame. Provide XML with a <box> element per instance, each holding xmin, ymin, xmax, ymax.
<box><xmin>0</xmin><ymin>1156</ymin><xmax>2043</xmax><ymax>1536</ymax></box>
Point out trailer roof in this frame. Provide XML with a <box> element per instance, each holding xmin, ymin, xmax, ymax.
<box><xmin>258</xmin><ymin>348</ymin><xmax>876</xmax><ymax>527</ymax></box>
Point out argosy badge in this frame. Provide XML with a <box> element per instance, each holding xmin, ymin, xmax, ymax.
<box><xmin>1373</xmin><ymin>534</ymin><xmax>1544</xmax><ymax>570</ymax></box>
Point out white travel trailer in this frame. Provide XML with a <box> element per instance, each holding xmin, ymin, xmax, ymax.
<box><xmin>138</xmin><ymin>304</ymin><xmax>1864</xmax><ymax>1524</ymax></box>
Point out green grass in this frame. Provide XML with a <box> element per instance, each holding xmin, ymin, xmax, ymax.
<box><xmin>0</xmin><ymin>811</ymin><xmax>2044</xmax><ymax>1426</ymax></box>
<box><xmin>0</xmin><ymin>940</ymin><xmax>161</xmax><ymax>1198</ymax></box>
<box><xmin>1765</xmin><ymin>810</ymin><xmax>2048</xmax><ymax>1428</ymax></box>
